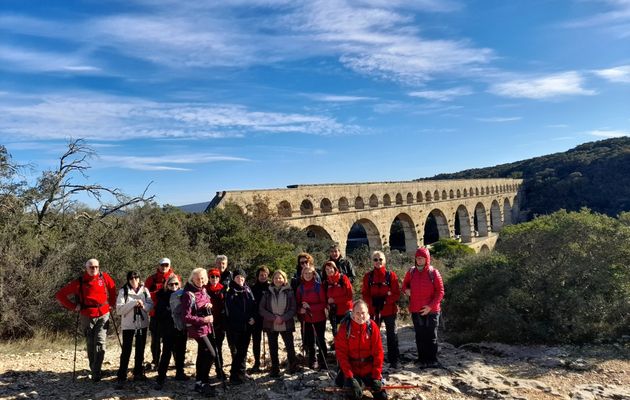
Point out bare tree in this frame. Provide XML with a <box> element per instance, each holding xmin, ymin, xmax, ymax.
<box><xmin>23</xmin><ymin>139</ymin><xmax>154</xmax><ymax>227</ymax></box>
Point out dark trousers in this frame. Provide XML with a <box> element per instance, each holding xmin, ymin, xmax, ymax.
<box><xmin>117</xmin><ymin>328</ymin><xmax>147</xmax><ymax>380</ymax></box>
<box><xmin>213</xmin><ymin>327</ymin><xmax>226</xmax><ymax>376</ymax></box>
<box><xmin>411</xmin><ymin>312</ymin><xmax>440</xmax><ymax>363</ymax></box>
<box><xmin>149</xmin><ymin>317</ymin><xmax>161</xmax><ymax>365</ymax></box>
<box><xmin>251</xmin><ymin>319</ymin><xmax>264</xmax><ymax>365</ymax></box>
<box><xmin>157</xmin><ymin>330</ymin><xmax>187</xmax><ymax>381</ymax></box>
<box><xmin>194</xmin><ymin>336</ymin><xmax>216</xmax><ymax>384</ymax></box>
<box><xmin>228</xmin><ymin>329</ymin><xmax>251</xmax><ymax>379</ymax></box>
<box><xmin>374</xmin><ymin>314</ymin><xmax>399</xmax><ymax>364</ymax></box>
<box><xmin>267</xmin><ymin>330</ymin><xmax>297</xmax><ymax>368</ymax></box>
<box><xmin>303</xmin><ymin>321</ymin><xmax>327</xmax><ymax>366</ymax></box>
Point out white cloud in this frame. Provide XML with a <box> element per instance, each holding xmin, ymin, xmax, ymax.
<box><xmin>476</xmin><ymin>116</ymin><xmax>522</xmax><ymax>122</ymax></box>
<box><xmin>0</xmin><ymin>45</ymin><xmax>101</xmax><ymax>73</ymax></box>
<box><xmin>0</xmin><ymin>92</ymin><xmax>359</xmax><ymax>141</ymax></box>
<box><xmin>99</xmin><ymin>153</ymin><xmax>249</xmax><ymax>171</ymax></box>
<box><xmin>589</xmin><ymin>129</ymin><xmax>630</xmax><ymax>137</ymax></box>
<box><xmin>593</xmin><ymin>65</ymin><xmax>630</xmax><ymax>83</ymax></box>
<box><xmin>408</xmin><ymin>86</ymin><xmax>472</xmax><ymax>101</ymax></box>
<box><xmin>563</xmin><ymin>0</ymin><xmax>630</xmax><ymax>37</ymax></box>
<box><xmin>310</xmin><ymin>94</ymin><xmax>375</xmax><ymax>102</ymax></box>
<box><xmin>488</xmin><ymin>71</ymin><xmax>596</xmax><ymax>99</ymax></box>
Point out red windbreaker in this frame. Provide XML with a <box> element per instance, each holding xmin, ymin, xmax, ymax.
<box><xmin>296</xmin><ymin>279</ymin><xmax>326</xmax><ymax>323</ymax></box>
<box><xmin>335</xmin><ymin>319</ymin><xmax>383</xmax><ymax>380</ymax></box>
<box><xmin>325</xmin><ymin>272</ymin><xmax>353</xmax><ymax>317</ymax></box>
<box><xmin>361</xmin><ymin>266</ymin><xmax>400</xmax><ymax>317</ymax></box>
<box><xmin>145</xmin><ymin>269</ymin><xmax>179</xmax><ymax>316</ymax></box>
<box><xmin>401</xmin><ymin>265</ymin><xmax>444</xmax><ymax>313</ymax></box>
<box><xmin>56</xmin><ymin>272</ymin><xmax>117</xmax><ymax>318</ymax></box>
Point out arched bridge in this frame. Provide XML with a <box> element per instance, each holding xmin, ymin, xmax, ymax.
<box><xmin>208</xmin><ymin>178</ymin><xmax>522</xmax><ymax>255</ymax></box>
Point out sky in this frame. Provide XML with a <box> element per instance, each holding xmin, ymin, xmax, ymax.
<box><xmin>1</xmin><ymin>0</ymin><xmax>629</xmax><ymax>207</ymax></box>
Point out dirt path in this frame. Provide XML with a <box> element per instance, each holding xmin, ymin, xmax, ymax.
<box><xmin>1</xmin><ymin>325</ymin><xmax>628</xmax><ymax>400</ymax></box>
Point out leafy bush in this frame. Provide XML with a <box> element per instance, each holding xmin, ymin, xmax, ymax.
<box><xmin>429</xmin><ymin>238</ymin><xmax>475</xmax><ymax>268</ymax></box>
<box><xmin>444</xmin><ymin>209</ymin><xmax>630</xmax><ymax>344</ymax></box>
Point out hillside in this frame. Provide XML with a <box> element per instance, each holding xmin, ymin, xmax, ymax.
<box><xmin>424</xmin><ymin>137</ymin><xmax>630</xmax><ymax>219</ymax></box>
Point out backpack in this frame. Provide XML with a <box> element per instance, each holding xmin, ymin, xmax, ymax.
<box><xmin>123</xmin><ymin>284</ymin><xmax>149</xmax><ymax>303</ymax></box>
<box><xmin>170</xmin><ymin>289</ymin><xmax>196</xmax><ymax>331</ymax></box>
<box><xmin>340</xmin><ymin>311</ymin><xmax>373</xmax><ymax>340</ymax></box>
<box><xmin>410</xmin><ymin>266</ymin><xmax>435</xmax><ymax>285</ymax></box>
<box><xmin>368</xmin><ymin>270</ymin><xmax>391</xmax><ymax>288</ymax></box>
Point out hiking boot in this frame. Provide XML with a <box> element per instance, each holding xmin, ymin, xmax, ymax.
<box><xmin>90</xmin><ymin>373</ymin><xmax>101</xmax><ymax>382</ymax></box>
<box><xmin>287</xmin><ymin>359</ymin><xmax>300</xmax><ymax>374</ymax></box>
<box><xmin>389</xmin><ymin>361</ymin><xmax>399</xmax><ymax>369</ymax></box>
<box><xmin>175</xmin><ymin>372</ymin><xmax>190</xmax><ymax>381</ymax></box>
<box><xmin>154</xmin><ymin>379</ymin><xmax>164</xmax><ymax>390</ymax></box>
<box><xmin>373</xmin><ymin>390</ymin><xmax>388</xmax><ymax>400</ymax></box>
<box><xmin>247</xmin><ymin>363</ymin><xmax>261</xmax><ymax>374</ymax></box>
<box><xmin>229</xmin><ymin>376</ymin><xmax>244</xmax><ymax>385</ymax></box>
<box><xmin>114</xmin><ymin>379</ymin><xmax>125</xmax><ymax>390</ymax></box>
<box><xmin>269</xmin><ymin>366</ymin><xmax>281</xmax><ymax>377</ymax></box>
<box><xmin>425</xmin><ymin>361</ymin><xmax>440</xmax><ymax>369</ymax></box>
<box><xmin>133</xmin><ymin>374</ymin><xmax>148</xmax><ymax>381</ymax></box>
<box><xmin>194</xmin><ymin>382</ymin><xmax>204</xmax><ymax>393</ymax></box>
<box><xmin>200</xmin><ymin>383</ymin><xmax>217</xmax><ymax>397</ymax></box>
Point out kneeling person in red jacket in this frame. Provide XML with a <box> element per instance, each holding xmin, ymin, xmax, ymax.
<box><xmin>335</xmin><ymin>300</ymin><xmax>387</xmax><ymax>400</ymax></box>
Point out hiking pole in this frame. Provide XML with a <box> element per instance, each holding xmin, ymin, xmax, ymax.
<box><xmin>72</xmin><ymin>311</ymin><xmax>80</xmax><ymax>381</ymax></box>
<box><xmin>109</xmin><ymin>309</ymin><xmax>123</xmax><ymax>349</ymax></box>
<box><xmin>262</xmin><ymin>331</ymin><xmax>267</xmax><ymax>369</ymax></box>
<box><xmin>322</xmin><ymin>384</ymin><xmax>424</xmax><ymax>393</ymax></box>
<box><xmin>307</xmin><ymin>311</ymin><xmax>333</xmax><ymax>380</ymax></box>
<box><xmin>208</xmin><ymin>323</ymin><xmax>228</xmax><ymax>390</ymax></box>
<box><xmin>329</xmin><ymin>303</ymin><xmax>338</xmax><ymax>338</ymax></box>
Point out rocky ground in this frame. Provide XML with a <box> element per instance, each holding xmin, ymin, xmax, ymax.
<box><xmin>1</xmin><ymin>325</ymin><xmax>628</xmax><ymax>400</ymax></box>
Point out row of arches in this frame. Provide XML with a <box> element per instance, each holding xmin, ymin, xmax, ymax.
<box><xmin>305</xmin><ymin>198</ymin><xmax>514</xmax><ymax>254</ymax></box>
<box><xmin>279</xmin><ymin>184</ymin><xmax>520</xmax><ymax>217</ymax></box>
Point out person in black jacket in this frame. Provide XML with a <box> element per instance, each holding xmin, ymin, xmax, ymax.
<box><xmin>225</xmin><ymin>268</ymin><xmax>257</xmax><ymax>385</ymax></box>
<box><xmin>321</xmin><ymin>243</ymin><xmax>356</xmax><ymax>283</ymax></box>
<box><xmin>154</xmin><ymin>275</ymin><xmax>188</xmax><ymax>389</ymax></box>
<box><xmin>249</xmin><ymin>266</ymin><xmax>270</xmax><ymax>373</ymax></box>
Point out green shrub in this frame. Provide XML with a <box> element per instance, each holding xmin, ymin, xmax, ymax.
<box><xmin>444</xmin><ymin>209</ymin><xmax>630</xmax><ymax>344</ymax></box>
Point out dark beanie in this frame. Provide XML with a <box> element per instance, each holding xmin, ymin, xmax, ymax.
<box><xmin>234</xmin><ymin>268</ymin><xmax>247</xmax><ymax>279</ymax></box>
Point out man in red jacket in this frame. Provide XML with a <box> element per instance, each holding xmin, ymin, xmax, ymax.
<box><xmin>361</xmin><ymin>251</ymin><xmax>401</xmax><ymax>369</ymax></box>
<box><xmin>335</xmin><ymin>300</ymin><xmax>387</xmax><ymax>400</ymax></box>
<box><xmin>145</xmin><ymin>257</ymin><xmax>178</xmax><ymax>370</ymax></box>
<box><xmin>56</xmin><ymin>258</ymin><xmax>117</xmax><ymax>381</ymax></box>
<box><xmin>402</xmin><ymin>247</ymin><xmax>444</xmax><ymax>367</ymax></box>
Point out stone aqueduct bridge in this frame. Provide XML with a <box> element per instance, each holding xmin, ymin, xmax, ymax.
<box><xmin>208</xmin><ymin>178</ymin><xmax>522</xmax><ymax>255</ymax></box>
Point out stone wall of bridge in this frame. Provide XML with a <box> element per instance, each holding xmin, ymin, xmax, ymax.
<box><xmin>208</xmin><ymin>178</ymin><xmax>522</xmax><ymax>254</ymax></box>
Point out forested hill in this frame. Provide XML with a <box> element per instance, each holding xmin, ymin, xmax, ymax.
<box><xmin>424</xmin><ymin>137</ymin><xmax>630</xmax><ymax>219</ymax></box>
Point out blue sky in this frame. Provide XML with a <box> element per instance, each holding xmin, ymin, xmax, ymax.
<box><xmin>1</xmin><ymin>0</ymin><xmax>629</xmax><ymax>206</ymax></box>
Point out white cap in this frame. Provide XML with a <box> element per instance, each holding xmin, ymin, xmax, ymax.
<box><xmin>158</xmin><ymin>257</ymin><xmax>171</xmax><ymax>265</ymax></box>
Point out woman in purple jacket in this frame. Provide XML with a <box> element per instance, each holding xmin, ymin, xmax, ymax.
<box><xmin>182</xmin><ymin>267</ymin><xmax>217</xmax><ymax>396</ymax></box>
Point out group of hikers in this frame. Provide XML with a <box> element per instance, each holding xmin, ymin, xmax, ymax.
<box><xmin>56</xmin><ymin>244</ymin><xmax>444</xmax><ymax>399</ymax></box>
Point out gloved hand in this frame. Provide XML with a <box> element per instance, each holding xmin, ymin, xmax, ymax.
<box><xmin>345</xmin><ymin>377</ymin><xmax>363</xmax><ymax>399</ymax></box>
<box><xmin>372</xmin><ymin>379</ymin><xmax>383</xmax><ymax>391</ymax></box>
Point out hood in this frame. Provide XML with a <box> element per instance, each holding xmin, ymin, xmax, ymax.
<box><xmin>415</xmin><ymin>247</ymin><xmax>431</xmax><ymax>270</ymax></box>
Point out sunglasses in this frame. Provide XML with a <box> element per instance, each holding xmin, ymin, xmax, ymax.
<box><xmin>160</xmin><ymin>263</ymin><xmax>170</xmax><ymax>266</ymax></box>
<box><xmin>299</xmin><ymin>260</ymin><xmax>309</xmax><ymax>265</ymax></box>
<box><xmin>209</xmin><ymin>275</ymin><xmax>220</xmax><ymax>279</ymax></box>
<box><xmin>373</xmin><ymin>258</ymin><xmax>383</xmax><ymax>262</ymax></box>
<box><xmin>88</xmin><ymin>265</ymin><xmax>99</xmax><ymax>269</ymax></box>
<box><xmin>167</xmin><ymin>282</ymin><xmax>179</xmax><ymax>287</ymax></box>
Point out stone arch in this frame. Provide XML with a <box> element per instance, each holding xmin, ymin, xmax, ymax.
<box><xmin>475</xmin><ymin>187</ymin><xmax>479</xmax><ymax>196</ymax></box>
<box><xmin>486</xmin><ymin>186</ymin><xmax>490</xmax><ymax>194</ymax></box>
<box><xmin>300</xmin><ymin>199</ymin><xmax>314</xmax><ymax>216</ymax></box>
<box><xmin>383</xmin><ymin>194</ymin><xmax>391</xmax><ymax>206</ymax></box>
<box><xmin>503</xmin><ymin>198</ymin><xmax>512</xmax><ymax>225</ymax></box>
<box><xmin>277</xmin><ymin>200</ymin><xmax>292</xmax><ymax>217</ymax></box>
<box><xmin>389</xmin><ymin>213</ymin><xmax>418</xmax><ymax>254</ymax></box>
<box><xmin>442</xmin><ymin>190</ymin><xmax>447</xmax><ymax>199</ymax></box>
<box><xmin>449</xmin><ymin>189</ymin><xmax>454</xmax><ymax>199</ymax></box>
<box><xmin>416</xmin><ymin>191</ymin><xmax>423</xmax><ymax>202</ymax></box>
<box><xmin>463</xmin><ymin>188</ymin><xmax>468</xmax><ymax>197</ymax></box>
<box><xmin>490</xmin><ymin>200</ymin><xmax>502</xmax><ymax>231</ymax></box>
<box><xmin>338</xmin><ymin>197</ymin><xmax>349</xmax><ymax>211</ymax></box>
<box><xmin>423</xmin><ymin>208</ymin><xmax>450</xmax><ymax>245</ymax></box>
<box><xmin>425</xmin><ymin>190</ymin><xmax>432</xmax><ymax>201</ymax></box>
<box><xmin>395</xmin><ymin>193</ymin><xmax>403</xmax><ymax>205</ymax></box>
<box><xmin>480</xmin><ymin>244</ymin><xmax>490</xmax><ymax>253</ymax></box>
<box><xmin>347</xmin><ymin>218</ymin><xmax>382</xmax><ymax>254</ymax></box>
<box><xmin>433</xmin><ymin>190</ymin><xmax>440</xmax><ymax>200</ymax></box>
<box><xmin>481</xmin><ymin>187</ymin><xmax>485</xmax><ymax>195</ymax></box>
<box><xmin>456</xmin><ymin>189</ymin><xmax>461</xmax><ymax>198</ymax></box>
<box><xmin>355</xmin><ymin>196</ymin><xmax>365</xmax><ymax>210</ymax></box>
<box><xmin>454</xmin><ymin>205</ymin><xmax>472</xmax><ymax>243</ymax></box>
<box><xmin>474</xmin><ymin>202</ymin><xmax>488</xmax><ymax>237</ymax></box>
<box><xmin>406</xmin><ymin>192</ymin><xmax>414</xmax><ymax>204</ymax></box>
<box><xmin>369</xmin><ymin>194</ymin><xmax>379</xmax><ymax>208</ymax></box>
<box><xmin>305</xmin><ymin>225</ymin><xmax>332</xmax><ymax>240</ymax></box>
<box><xmin>320</xmin><ymin>198</ymin><xmax>332</xmax><ymax>213</ymax></box>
